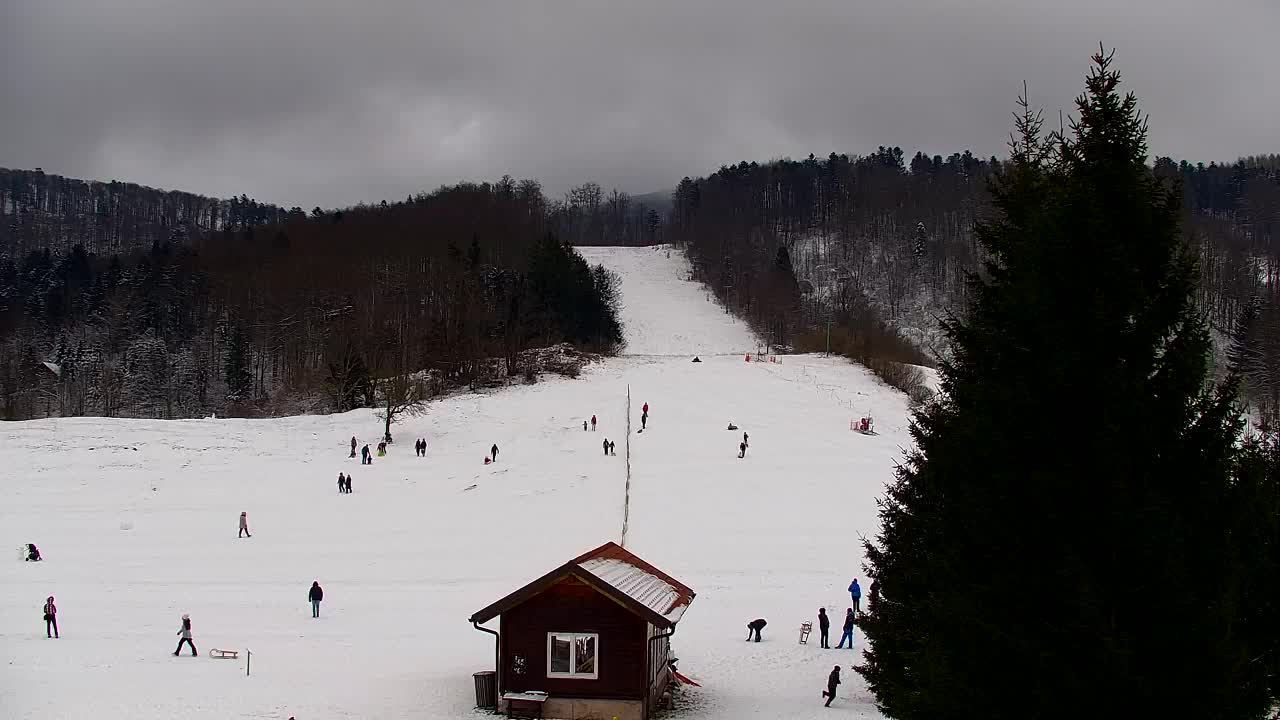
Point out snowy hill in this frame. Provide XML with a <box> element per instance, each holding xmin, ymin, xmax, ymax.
<box><xmin>1</xmin><ymin>245</ymin><xmax>912</xmax><ymax>719</ymax></box>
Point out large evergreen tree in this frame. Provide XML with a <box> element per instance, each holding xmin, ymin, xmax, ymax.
<box><xmin>857</xmin><ymin>49</ymin><xmax>1274</xmax><ymax>718</ymax></box>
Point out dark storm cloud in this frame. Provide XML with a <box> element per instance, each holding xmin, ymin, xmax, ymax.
<box><xmin>3</xmin><ymin>1</ymin><xmax>1276</xmax><ymax>208</ymax></box>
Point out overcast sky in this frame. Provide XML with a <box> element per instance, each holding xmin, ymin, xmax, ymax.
<box><xmin>2</xmin><ymin>1</ymin><xmax>1276</xmax><ymax>209</ymax></box>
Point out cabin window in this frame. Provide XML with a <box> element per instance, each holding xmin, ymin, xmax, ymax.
<box><xmin>547</xmin><ymin>632</ymin><xmax>598</xmax><ymax>679</ymax></box>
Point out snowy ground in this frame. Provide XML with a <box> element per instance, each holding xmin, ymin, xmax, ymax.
<box><xmin>2</xmin><ymin>245</ymin><xmax>912</xmax><ymax>719</ymax></box>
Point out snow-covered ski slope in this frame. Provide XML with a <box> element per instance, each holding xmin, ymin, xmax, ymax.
<box><xmin>577</xmin><ymin>245</ymin><xmax>757</xmax><ymax>356</ymax></box>
<box><xmin>2</xmin><ymin>245</ymin><xmax>912</xmax><ymax>719</ymax></box>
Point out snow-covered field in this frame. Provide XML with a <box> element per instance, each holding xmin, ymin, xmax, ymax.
<box><xmin>2</xmin><ymin>245</ymin><xmax>913</xmax><ymax>719</ymax></box>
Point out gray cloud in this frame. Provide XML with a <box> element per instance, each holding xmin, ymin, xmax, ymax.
<box><xmin>3</xmin><ymin>1</ymin><xmax>1276</xmax><ymax>209</ymax></box>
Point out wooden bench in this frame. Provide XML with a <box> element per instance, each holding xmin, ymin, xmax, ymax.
<box><xmin>502</xmin><ymin>691</ymin><xmax>548</xmax><ymax>719</ymax></box>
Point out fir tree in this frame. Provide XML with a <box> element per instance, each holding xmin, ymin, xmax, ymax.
<box><xmin>857</xmin><ymin>49</ymin><xmax>1271</xmax><ymax>719</ymax></box>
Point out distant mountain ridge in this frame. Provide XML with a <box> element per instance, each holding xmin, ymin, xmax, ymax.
<box><xmin>0</xmin><ymin>168</ymin><xmax>288</xmax><ymax>257</ymax></box>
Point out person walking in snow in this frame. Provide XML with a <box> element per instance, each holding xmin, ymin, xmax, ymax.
<box><xmin>308</xmin><ymin>581</ymin><xmax>324</xmax><ymax>618</ymax></box>
<box><xmin>822</xmin><ymin>665</ymin><xmax>841</xmax><ymax>706</ymax></box>
<box><xmin>43</xmin><ymin>596</ymin><xmax>58</xmax><ymax>638</ymax></box>
<box><xmin>344</xmin><ymin>474</ymin><xmax>353</xmax><ymax>493</ymax></box>
<box><xmin>738</xmin><ymin>441</ymin><xmax>747</xmax><ymax>459</ymax></box>
<box><xmin>641</xmin><ymin>412</ymin><xmax>648</xmax><ymax>430</ymax></box>
<box><xmin>350</xmin><ymin>436</ymin><xmax>357</xmax><ymax>457</ymax></box>
<box><xmin>591</xmin><ymin>415</ymin><xmax>597</xmax><ymax>431</ymax></box>
<box><xmin>849</xmin><ymin>578</ymin><xmax>862</xmax><ymax>614</ymax></box>
<box><xmin>834</xmin><ymin>608</ymin><xmax>855</xmax><ymax>649</ymax></box>
<box><xmin>743</xmin><ymin>431</ymin><xmax>749</xmax><ymax>448</ymax></box>
<box><xmin>173</xmin><ymin>614</ymin><xmax>196</xmax><ymax>656</ymax></box>
<box><xmin>603</xmin><ymin>438</ymin><xmax>610</xmax><ymax>455</ymax></box>
<box><xmin>490</xmin><ymin>444</ymin><xmax>499</xmax><ymax>462</ymax></box>
<box><xmin>583</xmin><ymin>420</ymin><xmax>588</xmax><ymax>431</ymax></box>
<box><xmin>817</xmin><ymin>607</ymin><xmax>830</xmax><ymax>649</ymax></box>
<box><xmin>609</xmin><ymin>440</ymin><xmax>616</xmax><ymax>456</ymax></box>
<box><xmin>239</xmin><ymin>512</ymin><xmax>251</xmax><ymax>538</ymax></box>
<box><xmin>338</xmin><ymin>473</ymin><xmax>346</xmax><ymax>493</ymax></box>
<box><xmin>746</xmin><ymin>618</ymin><xmax>767</xmax><ymax>642</ymax></box>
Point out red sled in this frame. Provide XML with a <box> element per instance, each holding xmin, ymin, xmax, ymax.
<box><xmin>673</xmin><ymin>670</ymin><xmax>701</xmax><ymax>687</ymax></box>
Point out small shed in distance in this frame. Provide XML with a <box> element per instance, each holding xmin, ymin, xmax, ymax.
<box><xmin>469</xmin><ymin>541</ymin><xmax>696</xmax><ymax>720</ymax></box>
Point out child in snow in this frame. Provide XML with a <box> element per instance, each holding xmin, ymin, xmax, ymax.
<box><xmin>835</xmin><ymin>608</ymin><xmax>855</xmax><ymax>649</ymax></box>
<box><xmin>849</xmin><ymin>578</ymin><xmax>862</xmax><ymax>613</ymax></box>
<box><xmin>823</xmin><ymin>665</ymin><xmax>841</xmax><ymax>706</ymax></box>
<box><xmin>746</xmin><ymin>618</ymin><xmax>767</xmax><ymax>642</ymax></box>
<box><xmin>490</xmin><ymin>444</ymin><xmax>499</xmax><ymax>462</ymax></box>
<box><xmin>309</xmin><ymin>581</ymin><xmax>323</xmax><ymax>618</ymax></box>
<box><xmin>26</xmin><ymin>543</ymin><xmax>42</xmax><ymax>561</ymax></box>
<box><xmin>239</xmin><ymin>512</ymin><xmax>251</xmax><ymax>538</ymax></box>
<box><xmin>173</xmin><ymin>614</ymin><xmax>196</xmax><ymax>656</ymax></box>
<box><xmin>818</xmin><ymin>607</ymin><xmax>830</xmax><ymax>648</ymax></box>
<box><xmin>43</xmin><ymin>596</ymin><xmax>58</xmax><ymax>638</ymax></box>
<box><xmin>583</xmin><ymin>420</ymin><xmax>588</xmax><ymax>431</ymax></box>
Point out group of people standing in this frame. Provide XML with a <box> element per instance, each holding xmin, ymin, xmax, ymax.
<box><xmin>337</xmin><ymin>473</ymin><xmax>354</xmax><ymax>493</ymax></box>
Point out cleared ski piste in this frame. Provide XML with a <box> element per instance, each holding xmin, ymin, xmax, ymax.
<box><xmin>2</xmin><ymin>245</ymin><xmax>913</xmax><ymax>719</ymax></box>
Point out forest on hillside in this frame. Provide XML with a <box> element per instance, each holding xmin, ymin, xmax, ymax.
<box><xmin>669</xmin><ymin>150</ymin><xmax>1280</xmax><ymax>420</ymax></box>
<box><xmin>0</xmin><ymin>178</ymin><xmax>622</xmax><ymax>420</ymax></box>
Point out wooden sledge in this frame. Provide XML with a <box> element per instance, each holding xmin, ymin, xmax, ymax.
<box><xmin>209</xmin><ymin>648</ymin><xmax>239</xmax><ymax>659</ymax></box>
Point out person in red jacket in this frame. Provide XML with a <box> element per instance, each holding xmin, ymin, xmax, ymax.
<box><xmin>642</xmin><ymin>402</ymin><xmax>649</xmax><ymax>414</ymax></box>
<box><xmin>43</xmin><ymin>596</ymin><xmax>58</xmax><ymax>638</ymax></box>
<box><xmin>591</xmin><ymin>415</ymin><xmax>597</xmax><ymax>431</ymax></box>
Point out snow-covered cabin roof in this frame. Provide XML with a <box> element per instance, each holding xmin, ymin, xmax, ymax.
<box><xmin>469</xmin><ymin>541</ymin><xmax>695</xmax><ymax>628</ymax></box>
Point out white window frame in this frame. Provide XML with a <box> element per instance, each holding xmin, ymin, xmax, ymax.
<box><xmin>546</xmin><ymin>632</ymin><xmax>599</xmax><ymax>680</ymax></box>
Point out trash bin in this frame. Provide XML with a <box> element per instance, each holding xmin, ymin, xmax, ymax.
<box><xmin>473</xmin><ymin>670</ymin><xmax>497</xmax><ymax>709</ymax></box>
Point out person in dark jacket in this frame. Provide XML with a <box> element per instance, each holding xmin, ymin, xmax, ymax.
<box><xmin>603</xmin><ymin>438</ymin><xmax>610</xmax><ymax>455</ymax></box>
<box><xmin>490</xmin><ymin>444</ymin><xmax>499</xmax><ymax>462</ymax></box>
<box><xmin>26</xmin><ymin>543</ymin><xmax>42</xmax><ymax>561</ymax></box>
<box><xmin>823</xmin><ymin>665</ymin><xmax>841</xmax><ymax>706</ymax></box>
<box><xmin>869</xmin><ymin>578</ymin><xmax>880</xmax><ymax>614</ymax></box>
<box><xmin>350</xmin><ymin>436</ymin><xmax>357</xmax><ymax>457</ymax></box>
<box><xmin>738</xmin><ymin>441</ymin><xmax>747</xmax><ymax>458</ymax></box>
<box><xmin>835</xmin><ymin>608</ymin><xmax>855</xmax><ymax>649</ymax></box>
<box><xmin>361</xmin><ymin>444</ymin><xmax>371</xmax><ymax>465</ymax></box>
<box><xmin>746</xmin><ymin>618</ymin><xmax>767</xmax><ymax>642</ymax></box>
<box><xmin>344</xmin><ymin>474</ymin><xmax>352</xmax><ymax>493</ymax></box>
<box><xmin>641</xmin><ymin>411</ymin><xmax>648</xmax><ymax>430</ymax></box>
<box><xmin>43</xmin><ymin>596</ymin><xmax>58</xmax><ymax>638</ymax></box>
<box><xmin>309</xmin><ymin>581</ymin><xmax>323</xmax><ymax>618</ymax></box>
<box><xmin>743</xmin><ymin>431</ymin><xmax>749</xmax><ymax>447</ymax></box>
<box><xmin>338</xmin><ymin>473</ymin><xmax>346</xmax><ymax>494</ymax></box>
<box><xmin>817</xmin><ymin>607</ymin><xmax>830</xmax><ymax>648</ymax></box>
<box><xmin>591</xmin><ymin>415</ymin><xmax>597</xmax><ymax>431</ymax></box>
<box><xmin>849</xmin><ymin>578</ymin><xmax>862</xmax><ymax>613</ymax></box>
<box><xmin>609</xmin><ymin>440</ymin><xmax>616</xmax><ymax>456</ymax></box>
<box><xmin>173</xmin><ymin>614</ymin><xmax>196</xmax><ymax>656</ymax></box>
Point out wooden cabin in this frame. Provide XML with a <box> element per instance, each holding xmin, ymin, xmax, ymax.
<box><xmin>469</xmin><ymin>541</ymin><xmax>696</xmax><ymax>720</ymax></box>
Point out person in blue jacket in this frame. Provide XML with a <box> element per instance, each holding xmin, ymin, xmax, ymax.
<box><xmin>849</xmin><ymin>578</ymin><xmax>862</xmax><ymax>614</ymax></box>
<box><xmin>834</xmin><ymin>608</ymin><xmax>855</xmax><ymax>649</ymax></box>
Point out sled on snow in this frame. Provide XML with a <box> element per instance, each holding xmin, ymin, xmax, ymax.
<box><xmin>851</xmin><ymin>416</ymin><xmax>877</xmax><ymax>435</ymax></box>
<box><xmin>209</xmin><ymin>648</ymin><xmax>239</xmax><ymax>659</ymax></box>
